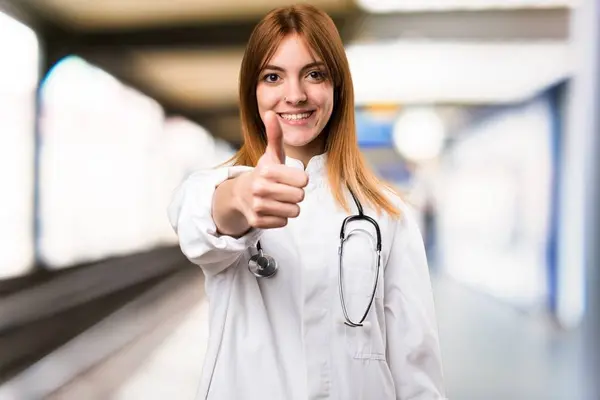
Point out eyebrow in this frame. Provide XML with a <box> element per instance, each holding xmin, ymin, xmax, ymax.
<box><xmin>263</xmin><ymin>62</ymin><xmax>325</xmax><ymax>72</ymax></box>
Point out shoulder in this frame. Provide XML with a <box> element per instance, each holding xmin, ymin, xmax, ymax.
<box><xmin>380</xmin><ymin>186</ymin><xmax>424</xmax><ymax>244</ymax></box>
<box><xmin>380</xmin><ymin>185</ymin><xmax>418</xmax><ymax>222</ymax></box>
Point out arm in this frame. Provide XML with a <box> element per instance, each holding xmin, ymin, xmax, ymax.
<box><xmin>384</xmin><ymin>205</ymin><xmax>447</xmax><ymax>399</ymax></box>
<box><xmin>212</xmin><ymin>176</ymin><xmax>251</xmax><ymax>238</ymax></box>
<box><xmin>168</xmin><ymin>112</ymin><xmax>308</xmax><ymax>277</ymax></box>
<box><xmin>167</xmin><ymin>166</ymin><xmax>262</xmax><ymax>277</ymax></box>
<box><xmin>168</xmin><ymin>161</ymin><xmax>308</xmax><ymax>277</ymax></box>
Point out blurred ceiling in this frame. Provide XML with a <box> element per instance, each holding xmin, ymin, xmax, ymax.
<box><xmin>2</xmin><ymin>0</ymin><xmax>574</xmax><ymax>143</ymax></box>
<box><xmin>28</xmin><ymin>0</ymin><xmax>352</xmax><ymax>29</ymax></box>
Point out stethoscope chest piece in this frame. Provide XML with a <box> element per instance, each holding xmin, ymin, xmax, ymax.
<box><xmin>248</xmin><ymin>244</ymin><xmax>278</xmax><ymax>278</ymax></box>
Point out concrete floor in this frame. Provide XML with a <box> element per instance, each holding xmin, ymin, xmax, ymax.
<box><xmin>432</xmin><ymin>275</ymin><xmax>584</xmax><ymax>400</ymax></box>
<box><xmin>107</xmin><ymin>273</ymin><xmax>585</xmax><ymax>400</ymax></box>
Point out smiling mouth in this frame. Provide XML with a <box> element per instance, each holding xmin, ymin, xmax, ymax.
<box><xmin>278</xmin><ymin>111</ymin><xmax>314</xmax><ymax>121</ymax></box>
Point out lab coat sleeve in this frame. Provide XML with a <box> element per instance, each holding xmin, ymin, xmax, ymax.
<box><xmin>384</xmin><ymin>203</ymin><xmax>447</xmax><ymax>400</ymax></box>
<box><xmin>167</xmin><ymin>166</ymin><xmax>263</xmax><ymax>277</ymax></box>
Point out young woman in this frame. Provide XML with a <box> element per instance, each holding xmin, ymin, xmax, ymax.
<box><xmin>168</xmin><ymin>4</ymin><xmax>446</xmax><ymax>399</ymax></box>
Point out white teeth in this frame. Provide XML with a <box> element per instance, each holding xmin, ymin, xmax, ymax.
<box><xmin>280</xmin><ymin>112</ymin><xmax>312</xmax><ymax>121</ymax></box>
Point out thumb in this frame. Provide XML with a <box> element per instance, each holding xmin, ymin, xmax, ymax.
<box><xmin>263</xmin><ymin>111</ymin><xmax>285</xmax><ymax>164</ymax></box>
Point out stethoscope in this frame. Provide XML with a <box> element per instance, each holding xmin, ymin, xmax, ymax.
<box><xmin>247</xmin><ymin>189</ymin><xmax>382</xmax><ymax>328</ymax></box>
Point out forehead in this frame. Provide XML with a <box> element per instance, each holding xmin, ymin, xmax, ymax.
<box><xmin>267</xmin><ymin>34</ymin><xmax>322</xmax><ymax>67</ymax></box>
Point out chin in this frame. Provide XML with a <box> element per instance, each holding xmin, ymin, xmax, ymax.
<box><xmin>282</xmin><ymin>130</ymin><xmax>321</xmax><ymax>148</ymax></box>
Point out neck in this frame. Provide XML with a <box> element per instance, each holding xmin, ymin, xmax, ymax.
<box><xmin>284</xmin><ymin>135</ymin><xmax>326</xmax><ymax>168</ymax></box>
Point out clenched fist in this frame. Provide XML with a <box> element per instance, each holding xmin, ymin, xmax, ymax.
<box><xmin>232</xmin><ymin>111</ymin><xmax>309</xmax><ymax>229</ymax></box>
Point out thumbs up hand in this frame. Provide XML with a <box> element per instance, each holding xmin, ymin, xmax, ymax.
<box><xmin>258</xmin><ymin>110</ymin><xmax>286</xmax><ymax>166</ymax></box>
<box><xmin>233</xmin><ymin>111</ymin><xmax>309</xmax><ymax>230</ymax></box>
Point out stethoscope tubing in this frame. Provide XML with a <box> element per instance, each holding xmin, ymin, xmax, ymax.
<box><xmin>250</xmin><ymin>187</ymin><xmax>383</xmax><ymax>328</ymax></box>
<box><xmin>338</xmin><ymin>231</ymin><xmax>381</xmax><ymax>327</ymax></box>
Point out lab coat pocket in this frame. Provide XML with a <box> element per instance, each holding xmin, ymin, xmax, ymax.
<box><xmin>338</xmin><ymin>225</ymin><xmax>386</xmax><ymax>360</ymax></box>
<box><xmin>340</xmin><ymin>292</ymin><xmax>386</xmax><ymax>361</ymax></box>
<box><xmin>339</xmin><ymin>266</ymin><xmax>386</xmax><ymax>361</ymax></box>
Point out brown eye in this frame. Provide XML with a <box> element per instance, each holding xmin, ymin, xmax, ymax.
<box><xmin>307</xmin><ymin>70</ymin><xmax>326</xmax><ymax>81</ymax></box>
<box><xmin>263</xmin><ymin>73</ymin><xmax>280</xmax><ymax>83</ymax></box>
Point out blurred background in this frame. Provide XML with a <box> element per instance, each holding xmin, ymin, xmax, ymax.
<box><xmin>0</xmin><ymin>0</ymin><xmax>598</xmax><ymax>399</ymax></box>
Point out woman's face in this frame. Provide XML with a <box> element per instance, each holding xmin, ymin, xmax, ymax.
<box><xmin>256</xmin><ymin>34</ymin><xmax>334</xmax><ymax>156</ymax></box>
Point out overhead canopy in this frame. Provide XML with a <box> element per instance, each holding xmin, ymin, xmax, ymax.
<box><xmin>6</xmin><ymin>0</ymin><xmax>574</xmax><ymax>142</ymax></box>
<box><xmin>25</xmin><ymin>0</ymin><xmax>353</xmax><ymax>29</ymax></box>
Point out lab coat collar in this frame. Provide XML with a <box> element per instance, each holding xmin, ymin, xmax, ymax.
<box><xmin>284</xmin><ymin>153</ymin><xmax>327</xmax><ymax>175</ymax></box>
<box><xmin>285</xmin><ymin>153</ymin><xmax>327</xmax><ymax>191</ymax></box>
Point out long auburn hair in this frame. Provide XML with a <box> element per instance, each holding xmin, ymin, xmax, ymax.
<box><xmin>228</xmin><ymin>4</ymin><xmax>400</xmax><ymax>218</ymax></box>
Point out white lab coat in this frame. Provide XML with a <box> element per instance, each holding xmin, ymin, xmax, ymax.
<box><xmin>168</xmin><ymin>154</ymin><xmax>447</xmax><ymax>400</ymax></box>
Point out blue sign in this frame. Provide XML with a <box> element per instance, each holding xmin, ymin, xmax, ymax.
<box><xmin>355</xmin><ymin>111</ymin><xmax>395</xmax><ymax>148</ymax></box>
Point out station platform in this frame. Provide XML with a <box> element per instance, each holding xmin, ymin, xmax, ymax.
<box><xmin>0</xmin><ymin>254</ymin><xmax>583</xmax><ymax>400</ymax></box>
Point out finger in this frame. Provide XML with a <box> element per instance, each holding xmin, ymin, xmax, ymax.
<box><xmin>252</xmin><ymin>181</ymin><xmax>305</xmax><ymax>204</ymax></box>
<box><xmin>253</xmin><ymin>198</ymin><xmax>300</xmax><ymax>219</ymax></box>
<box><xmin>247</xmin><ymin>214</ymin><xmax>288</xmax><ymax>230</ymax></box>
<box><xmin>263</xmin><ymin>111</ymin><xmax>285</xmax><ymax>164</ymax></box>
<box><xmin>258</xmin><ymin>164</ymin><xmax>308</xmax><ymax>188</ymax></box>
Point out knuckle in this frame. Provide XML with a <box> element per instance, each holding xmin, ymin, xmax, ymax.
<box><xmin>259</xmin><ymin>165</ymin><xmax>272</xmax><ymax>178</ymax></box>
<box><xmin>247</xmin><ymin>213</ymin><xmax>259</xmax><ymax>227</ymax></box>
<box><xmin>252</xmin><ymin>197</ymin><xmax>265</xmax><ymax>213</ymax></box>
<box><xmin>251</xmin><ymin>180</ymin><xmax>266</xmax><ymax>196</ymax></box>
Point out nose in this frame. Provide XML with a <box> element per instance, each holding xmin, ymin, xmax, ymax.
<box><xmin>283</xmin><ymin>80</ymin><xmax>307</xmax><ymax>105</ymax></box>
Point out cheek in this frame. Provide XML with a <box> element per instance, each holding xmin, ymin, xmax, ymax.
<box><xmin>311</xmin><ymin>85</ymin><xmax>333</xmax><ymax>106</ymax></box>
<box><xmin>315</xmin><ymin>88</ymin><xmax>334</xmax><ymax>119</ymax></box>
<box><xmin>256</xmin><ymin>87</ymin><xmax>280</xmax><ymax>112</ymax></box>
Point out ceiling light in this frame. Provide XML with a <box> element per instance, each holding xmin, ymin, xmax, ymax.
<box><xmin>356</xmin><ymin>0</ymin><xmax>574</xmax><ymax>13</ymax></box>
<box><xmin>392</xmin><ymin>107</ymin><xmax>446</xmax><ymax>162</ymax></box>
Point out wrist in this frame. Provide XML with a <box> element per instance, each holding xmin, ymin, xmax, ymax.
<box><xmin>213</xmin><ymin>176</ymin><xmax>250</xmax><ymax>237</ymax></box>
<box><xmin>229</xmin><ymin>173</ymin><xmax>247</xmax><ymax>216</ymax></box>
